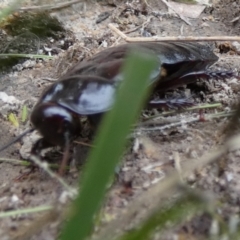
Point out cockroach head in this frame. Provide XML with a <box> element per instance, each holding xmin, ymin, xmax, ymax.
<box><xmin>30</xmin><ymin>102</ymin><xmax>81</xmax><ymax>146</ymax></box>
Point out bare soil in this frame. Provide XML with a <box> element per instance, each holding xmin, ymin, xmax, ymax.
<box><xmin>0</xmin><ymin>0</ymin><xmax>240</xmax><ymax>239</ymax></box>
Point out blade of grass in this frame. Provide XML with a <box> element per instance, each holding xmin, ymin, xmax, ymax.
<box><xmin>118</xmin><ymin>189</ymin><xmax>208</xmax><ymax>240</ymax></box>
<box><xmin>0</xmin><ymin>53</ymin><xmax>53</xmax><ymax>59</ymax></box>
<box><xmin>0</xmin><ymin>0</ymin><xmax>25</xmax><ymax>21</ymax></box>
<box><xmin>8</xmin><ymin>112</ymin><xmax>19</xmax><ymax>127</ymax></box>
<box><xmin>0</xmin><ymin>157</ymin><xmax>64</xmax><ymax>169</ymax></box>
<box><xmin>21</xmin><ymin>105</ymin><xmax>28</xmax><ymax>123</ymax></box>
<box><xmin>0</xmin><ymin>205</ymin><xmax>52</xmax><ymax>218</ymax></box>
<box><xmin>60</xmin><ymin>52</ymin><xmax>158</xmax><ymax>240</ymax></box>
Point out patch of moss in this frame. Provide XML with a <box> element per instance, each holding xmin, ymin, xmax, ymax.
<box><xmin>1</xmin><ymin>11</ymin><xmax>64</xmax><ymax>38</ymax></box>
<box><xmin>0</xmin><ymin>11</ymin><xmax>67</xmax><ymax>74</ymax></box>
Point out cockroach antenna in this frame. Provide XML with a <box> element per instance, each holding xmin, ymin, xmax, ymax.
<box><xmin>0</xmin><ymin>128</ymin><xmax>35</xmax><ymax>153</ymax></box>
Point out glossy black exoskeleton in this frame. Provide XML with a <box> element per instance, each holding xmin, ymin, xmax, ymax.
<box><xmin>30</xmin><ymin>42</ymin><xmax>233</xmax><ymax>151</ymax></box>
<box><xmin>31</xmin><ymin>75</ymin><xmax>116</xmax><ymax>149</ymax></box>
<box><xmin>0</xmin><ymin>42</ymin><xmax>235</xmax><ymax>156</ymax></box>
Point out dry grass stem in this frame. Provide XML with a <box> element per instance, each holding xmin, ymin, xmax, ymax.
<box><xmin>109</xmin><ymin>23</ymin><xmax>240</xmax><ymax>42</ymax></box>
<box><xmin>138</xmin><ymin>111</ymin><xmax>233</xmax><ymax>132</ymax></box>
<box><xmin>19</xmin><ymin>0</ymin><xmax>82</xmax><ymax>11</ymax></box>
<box><xmin>30</xmin><ymin>155</ymin><xmax>76</xmax><ymax>194</ymax></box>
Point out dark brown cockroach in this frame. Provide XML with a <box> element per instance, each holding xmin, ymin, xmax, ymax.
<box><xmin>0</xmin><ymin>42</ymin><xmax>236</xmax><ymax>160</ymax></box>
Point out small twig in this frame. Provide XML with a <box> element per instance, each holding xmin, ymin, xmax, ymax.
<box><xmin>108</xmin><ymin>23</ymin><xmax>240</xmax><ymax>42</ymax></box>
<box><xmin>30</xmin><ymin>155</ymin><xmax>76</xmax><ymax>194</ymax></box>
<box><xmin>138</xmin><ymin>111</ymin><xmax>234</xmax><ymax>132</ymax></box>
<box><xmin>139</xmin><ymin>116</ymin><xmax>199</xmax><ymax>132</ymax></box>
<box><xmin>0</xmin><ymin>205</ymin><xmax>52</xmax><ymax>218</ymax></box>
<box><xmin>124</xmin><ymin>16</ymin><xmax>153</xmax><ymax>34</ymax></box>
<box><xmin>140</xmin><ymin>103</ymin><xmax>222</xmax><ymax>125</ymax></box>
<box><xmin>124</xmin><ymin>26</ymin><xmax>141</xmax><ymax>35</ymax></box>
<box><xmin>41</xmin><ymin>77</ymin><xmax>58</xmax><ymax>82</ymax></box>
<box><xmin>173</xmin><ymin>151</ymin><xmax>183</xmax><ymax>183</ymax></box>
<box><xmin>74</xmin><ymin>140</ymin><xmax>94</xmax><ymax>148</ymax></box>
<box><xmin>219</xmin><ymin>56</ymin><xmax>240</xmax><ymax>60</ymax></box>
<box><xmin>19</xmin><ymin>0</ymin><xmax>82</xmax><ymax>11</ymax></box>
<box><xmin>140</xmin><ymin>115</ymin><xmax>181</xmax><ymax>126</ymax></box>
<box><xmin>58</xmin><ymin>143</ymin><xmax>70</xmax><ymax>176</ymax></box>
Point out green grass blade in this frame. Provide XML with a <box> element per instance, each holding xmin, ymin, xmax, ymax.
<box><xmin>0</xmin><ymin>53</ymin><xmax>53</xmax><ymax>59</ymax></box>
<box><xmin>60</xmin><ymin>52</ymin><xmax>158</xmax><ymax>240</ymax></box>
<box><xmin>118</xmin><ymin>191</ymin><xmax>206</xmax><ymax>240</ymax></box>
<box><xmin>8</xmin><ymin>112</ymin><xmax>19</xmax><ymax>127</ymax></box>
<box><xmin>0</xmin><ymin>0</ymin><xmax>24</xmax><ymax>21</ymax></box>
<box><xmin>21</xmin><ymin>105</ymin><xmax>28</xmax><ymax>123</ymax></box>
<box><xmin>0</xmin><ymin>205</ymin><xmax>52</xmax><ymax>218</ymax></box>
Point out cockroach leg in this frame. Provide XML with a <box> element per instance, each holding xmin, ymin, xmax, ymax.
<box><xmin>58</xmin><ymin>144</ymin><xmax>70</xmax><ymax>176</ymax></box>
<box><xmin>31</xmin><ymin>138</ymin><xmax>55</xmax><ymax>157</ymax></box>
<box><xmin>157</xmin><ymin>70</ymin><xmax>239</xmax><ymax>91</ymax></box>
<box><xmin>14</xmin><ymin>168</ymin><xmax>37</xmax><ymax>182</ymax></box>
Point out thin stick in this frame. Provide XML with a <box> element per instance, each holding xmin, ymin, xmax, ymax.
<box><xmin>19</xmin><ymin>0</ymin><xmax>82</xmax><ymax>11</ymax></box>
<box><xmin>30</xmin><ymin>155</ymin><xmax>76</xmax><ymax>194</ymax></box>
<box><xmin>74</xmin><ymin>140</ymin><xmax>94</xmax><ymax>148</ymax></box>
<box><xmin>39</xmin><ymin>77</ymin><xmax>58</xmax><ymax>82</ymax></box>
<box><xmin>108</xmin><ymin>23</ymin><xmax>240</xmax><ymax>42</ymax></box>
<box><xmin>138</xmin><ymin>111</ymin><xmax>233</xmax><ymax>132</ymax></box>
<box><xmin>58</xmin><ymin>143</ymin><xmax>70</xmax><ymax>176</ymax></box>
<box><xmin>124</xmin><ymin>16</ymin><xmax>153</xmax><ymax>34</ymax></box>
<box><xmin>140</xmin><ymin>103</ymin><xmax>223</xmax><ymax>124</ymax></box>
<box><xmin>0</xmin><ymin>205</ymin><xmax>52</xmax><ymax>218</ymax></box>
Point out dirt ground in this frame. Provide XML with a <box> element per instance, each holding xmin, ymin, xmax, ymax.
<box><xmin>0</xmin><ymin>0</ymin><xmax>240</xmax><ymax>239</ymax></box>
